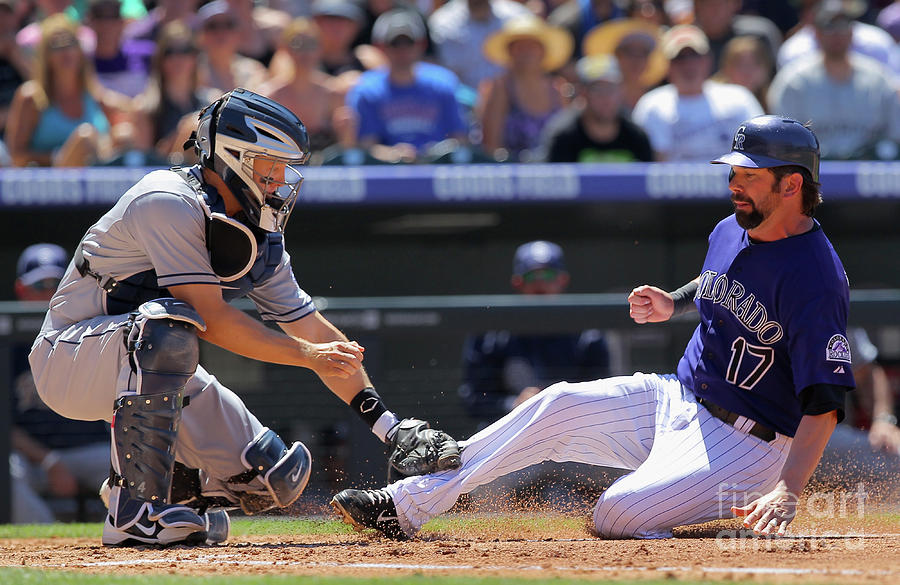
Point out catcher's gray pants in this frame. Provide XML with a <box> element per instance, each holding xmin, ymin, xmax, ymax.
<box><xmin>29</xmin><ymin>313</ymin><xmax>265</xmax><ymax>492</ymax></box>
<box><xmin>387</xmin><ymin>373</ymin><xmax>792</xmax><ymax>539</ymax></box>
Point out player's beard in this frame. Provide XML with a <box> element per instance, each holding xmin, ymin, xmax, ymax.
<box><xmin>733</xmin><ymin>199</ymin><xmax>764</xmax><ymax>229</ymax></box>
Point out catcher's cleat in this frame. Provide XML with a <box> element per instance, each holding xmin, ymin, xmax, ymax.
<box><xmin>102</xmin><ymin>486</ymin><xmax>207</xmax><ymax>547</ymax></box>
<box><xmin>331</xmin><ymin>488</ymin><xmax>408</xmax><ymax>540</ymax></box>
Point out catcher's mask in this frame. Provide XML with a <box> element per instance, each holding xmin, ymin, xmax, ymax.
<box><xmin>191</xmin><ymin>88</ymin><xmax>310</xmax><ymax>233</ymax></box>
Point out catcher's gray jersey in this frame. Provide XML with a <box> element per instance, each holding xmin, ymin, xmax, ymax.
<box><xmin>28</xmin><ymin>168</ymin><xmax>315</xmax><ymax>484</ymax></box>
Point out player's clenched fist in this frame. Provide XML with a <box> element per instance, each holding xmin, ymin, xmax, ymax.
<box><xmin>628</xmin><ymin>285</ymin><xmax>675</xmax><ymax>324</ymax></box>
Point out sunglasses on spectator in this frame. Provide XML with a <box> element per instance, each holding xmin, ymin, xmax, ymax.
<box><xmin>820</xmin><ymin>18</ymin><xmax>852</xmax><ymax>34</ymax></box>
<box><xmin>48</xmin><ymin>35</ymin><xmax>79</xmax><ymax>51</ymax></box>
<box><xmin>521</xmin><ymin>268</ymin><xmax>560</xmax><ymax>283</ymax></box>
<box><xmin>165</xmin><ymin>45</ymin><xmax>197</xmax><ymax>56</ymax></box>
<box><xmin>670</xmin><ymin>50</ymin><xmax>704</xmax><ymax>63</ymax></box>
<box><xmin>616</xmin><ymin>45</ymin><xmax>652</xmax><ymax>59</ymax></box>
<box><xmin>387</xmin><ymin>36</ymin><xmax>416</xmax><ymax>48</ymax></box>
<box><xmin>204</xmin><ymin>19</ymin><xmax>237</xmax><ymax>32</ymax></box>
<box><xmin>289</xmin><ymin>36</ymin><xmax>319</xmax><ymax>52</ymax></box>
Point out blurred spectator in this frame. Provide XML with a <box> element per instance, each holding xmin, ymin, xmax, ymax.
<box><xmin>270</xmin><ymin>0</ymin><xmax>317</xmax><ymax>17</ymax></box>
<box><xmin>354</xmin><ymin>0</ymin><xmax>435</xmax><ymax>55</ymax></box>
<box><xmin>459</xmin><ymin>240</ymin><xmax>611</xmax><ymax>427</ymax></box>
<box><xmin>312</xmin><ymin>0</ymin><xmax>368</xmax><ymax>76</ymax></box>
<box><xmin>428</xmin><ymin>0</ymin><xmax>531</xmax><ymax>90</ymax></box>
<box><xmin>196</xmin><ymin>0</ymin><xmax>268</xmax><ymax>96</ymax></box>
<box><xmin>17</xmin><ymin>1</ymin><xmax>97</xmax><ymax>65</ymax></box>
<box><xmin>548</xmin><ymin>0</ymin><xmax>625</xmax><ymax>60</ymax></box>
<box><xmin>478</xmin><ymin>16</ymin><xmax>572</xmax><ymax>161</ymax></box>
<box><xmin>582</xmin><ymin>18</ymin><xmax>667</xmax><ymax>113</ymax></box>
<box><xmin>10</xmin><ymin>243</ymin><xmax>110</xmax><ymax>523</ymax></box>
<box><xmin>346</xmin><ymin>9</ymin><xmax>468</xmax><ymax>163</ymax></box>
<box><xmin>86</xmin><ymin>0</ymin><xmax>152</xmax><ymax>98</ymax></box>
<box><xmin>815</xmin><ymin>327</ymin><xmax>900</xmax><ymax>488</ymax></box>
<box><xmin>631</xmin><ymin>24</ymin><xmax>763</xmax><ymax>161</ymax></box>
<box><xmin>712</xmin><ymin>35</ymin><xmax>774</xmax><ymax>112</ymax></box>
<box><xmin>740</xmin><ymin>0</ymin><xmax>800</xmax><ymax>35</ymax></box>
<box><xmin>261</xmin><ymin>18</ymin><xmax>342</xmax><ymax>155</ymax></box>
<box><xmin>768</xmin><ymin>6</ymin><xmax>900</xmax><ymax>160</ymax></box>
<box><xmin>132</xmin><ymin>21</ymin><xmax>212</xmax><ymax>165</ymax></box>
<box><xmin>124</xmin><ymin>0</ymin><xmax>200</xmax><ymax>42</ymax></box>
<box><xmin>227</xmin><ymin>0</ymin><xmax>291</xmax><ymax>67</ymax></box>
<box><xmin>67</xmin><ymin>0</ymin><xmax>147</xmax><ymax>22</ymax></box>
<box><xmin>877</xmin><ymin>0</ymin><xmax>900</xmax><ymax>42</ymax></box>
<box><xmin>540</xmin><ymin>54</ymin><xmax>653</xmax><ymax>162</ymax></box>
<box><xmin>0</xmin><ymin>0</ymin><xmax>29</xmax><ymax>135</ymax></box>
<box><xmin>690</xmin><ymin>0</ymin><xmax>781</xmax><ymax>75</ymax></box>
<box><xmin>778</xmin><ymin>0</ymin><xmax>900</xmax><ymax>78</ymax></box>
<box><xmin>6</xmin><ymin>14</ymin><xmax>115</xmax><ymax>166</ymax></box>
<box><xmin>623</xmin><ymin>0</ymin><xmax>669</xmax><ymax>27</ymax></box>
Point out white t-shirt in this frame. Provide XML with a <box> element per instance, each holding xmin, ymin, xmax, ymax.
<box><xmin>631</xmin><ymin>81</ymin><xmax>764</xmax><ymax>161</ymax></box>
<box><xmin>768</xmin><ymin>54</ymin><xmax>900</xmax><ymax>160</ymax></box>
<box><xmin>777</xmin><ymin>22</ymin><xmax>900</xmax><ymax>79</ymax></box>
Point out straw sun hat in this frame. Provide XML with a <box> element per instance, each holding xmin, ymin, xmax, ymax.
<box><xmin>582</xmin><ymin>19</ymin><xmax>668</xmax><ymax>87</ymax></box>
<box><xmin>483</xmin><ymin>16</ymin><xmax>574</xmax><ymax>72</ymax></box>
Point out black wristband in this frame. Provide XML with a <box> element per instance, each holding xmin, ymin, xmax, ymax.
<box><xmin>349</xmin><ymin>387</ymin><xmax>388</xmax><ymax>428</ymax></box>
<box><xmin>670</xmin><ymin>281</ymin><xmax>699</xmax><ymax>316</ymax></box>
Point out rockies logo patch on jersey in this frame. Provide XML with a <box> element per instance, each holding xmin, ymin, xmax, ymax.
<box><xmin>825</xmin><ymin>334</ymin><xmax>851</xmax><ymax>363</ymax></box>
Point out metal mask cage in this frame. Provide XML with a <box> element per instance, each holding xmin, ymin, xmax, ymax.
<box><xmin>240</xmin><ymin>153</ymin><xmax>306</xmax><ymax>232</ymax></box>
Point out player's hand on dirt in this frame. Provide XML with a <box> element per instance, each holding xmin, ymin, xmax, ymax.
<box><xmin>628</xmin><ymin>285</ymin><xmax>675</xmax><ymax>324</ymax></box>
<box><xmin>731</xmin><ymin>480</ymin><xmax>798</xmax><ymax>536</ymax></box>
<box><xmin>308</xmin><ymin>340</ymin><xmax>365</xmax><ymax>378</ymax></box>
<box><xmin>869</xmin><ymin>420</ymin><xmax>900</xmax><ymax>453</ymax></box>
<box><xmin>46</xmin><ymin>460</ymin><xmax>79</xmax><ymax>498</ymax></box>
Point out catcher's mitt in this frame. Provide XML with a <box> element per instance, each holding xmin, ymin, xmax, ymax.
<box><xmin>387</xmin><ymin>418</ymin><xmax>461</xmax><ymax>482</ymax></box>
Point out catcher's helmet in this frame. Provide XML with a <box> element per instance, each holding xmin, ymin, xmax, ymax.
<box><xmin>195</xmin><ymin>88</ymin><xmax>310</xmax><ymax>233</ymax></box>
<box><xmin>711</xmin><ymin>115</ymin><xmax>820</xmax><ymax>182</ymax></box>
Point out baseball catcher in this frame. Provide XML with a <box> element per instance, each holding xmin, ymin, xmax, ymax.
<box><xmin>28</xmin><ymin>88</ymin><xmax>459</xmax><ymax>547</ymax></box>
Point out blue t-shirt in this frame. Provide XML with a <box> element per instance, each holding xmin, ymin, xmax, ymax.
<box><xmin>677</xmin><ymin>216</ymin><xmax>856</xmax><ymax>437</ymax></box>
<box><xmin>29</xmin><ymin>93</ymin><xmax>110</xmax><ymax>154</ymax></box>
<box><xmin>347</xmin><ymin>62</ymin><xmax>467</xmax><ymax>151</ymax></box>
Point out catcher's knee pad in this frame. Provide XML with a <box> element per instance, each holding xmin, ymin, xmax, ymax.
<box><xmin>227</xmin><ymin>428</ymin><xmax>312</xmax><ymax>515</ymax></box>
<box><xmin>128</xmin><ymin>298</ymin><xmax>205</xmax><ymax>396</ymax></box>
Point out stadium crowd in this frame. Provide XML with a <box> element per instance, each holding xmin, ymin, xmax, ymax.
<box><xmin>1</xmin><ymin>0</ymin><xmax>899</xmax><ymax>166</ymax></box>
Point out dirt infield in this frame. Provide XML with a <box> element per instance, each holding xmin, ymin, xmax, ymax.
<box><xmin>5</xmin><ymin>512</ymin><xmax>898</xmax><ymax>583</ymax></box>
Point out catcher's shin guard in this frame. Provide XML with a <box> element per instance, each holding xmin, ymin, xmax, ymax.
<box><xmin>229</xmin><ymin>428</ymin><xmax>312</xmax><ymax>515</ymax></box>
<box><xmin>104</xmin><ymin>299</ymin><xmax>207</xmax><ymax>546</ymax></box>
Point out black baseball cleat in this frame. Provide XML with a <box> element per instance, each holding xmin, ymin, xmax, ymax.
<box><xmin>331</xmin><ymin>488</ymin><xmax>408</xmax><ymax>540</ymax></box>
<box><xmin>102</xmin><ymin>486</ymin><xmax>208</xmax><ymax>546</ymax></box>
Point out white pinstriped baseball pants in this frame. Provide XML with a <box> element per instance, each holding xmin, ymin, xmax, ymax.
<box><xmin>387</xmin><ymin>373</ymin><xmax>792</xmax><ymax>539</ymax></box>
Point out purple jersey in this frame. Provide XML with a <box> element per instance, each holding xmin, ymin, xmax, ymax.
<box><xmin>677</xmin><ymin>215</ymin><xmax>855</xmax><ymax>436</ymax></box>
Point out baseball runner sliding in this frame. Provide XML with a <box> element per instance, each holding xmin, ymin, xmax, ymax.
<box><xmin>27</xmin><ymin>88</ymin><xmax>460</xmax><ymax>547</ymax></box>
<box><xmin>332</xmin><ymin>115</ymin><xmax>856</xmax><ymax>539</ymax></box>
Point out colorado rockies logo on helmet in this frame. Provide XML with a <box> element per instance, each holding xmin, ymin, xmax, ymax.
<box><xmin>733</xmin><ymin>126</ymin><xmax>746</xmax><ymax>150</ymax></box>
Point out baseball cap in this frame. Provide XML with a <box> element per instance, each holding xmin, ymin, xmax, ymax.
<box><xmin>660</xmin><ymin>24</ymin><xmax>710</xmax><ymax>60</ymax></box>
<box><xmin>16</xmin><ymin>243</ymin><xmax>68</xmax><ymax>286</ymax></box>
<box><xmin>197</xmin><ymin>0</ymin><xmax>235</xmax><ymax>26</ymax></box>
<box><xmin>311</xmin><ymin>0</ymin><xmax>366</xmax><ymax>24</ymax></box>
<box><xmin>372</xmin><ymin>9</ymin><xmax>426</xmax><ymax>44</ymax></box>
<box><xmin>575</xmin><ymin>54</ymin><xmax>622</xmax><ymax>85</ymax></box>
<box><xmin>512</xmin><ymin>241</ymin><xmax>566</xmax><ymax>277</ymax></box>
<box><xmin>814</xmin><ymin>0</ymin><xmax>865</xmax><ymax>28</ymax></box>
